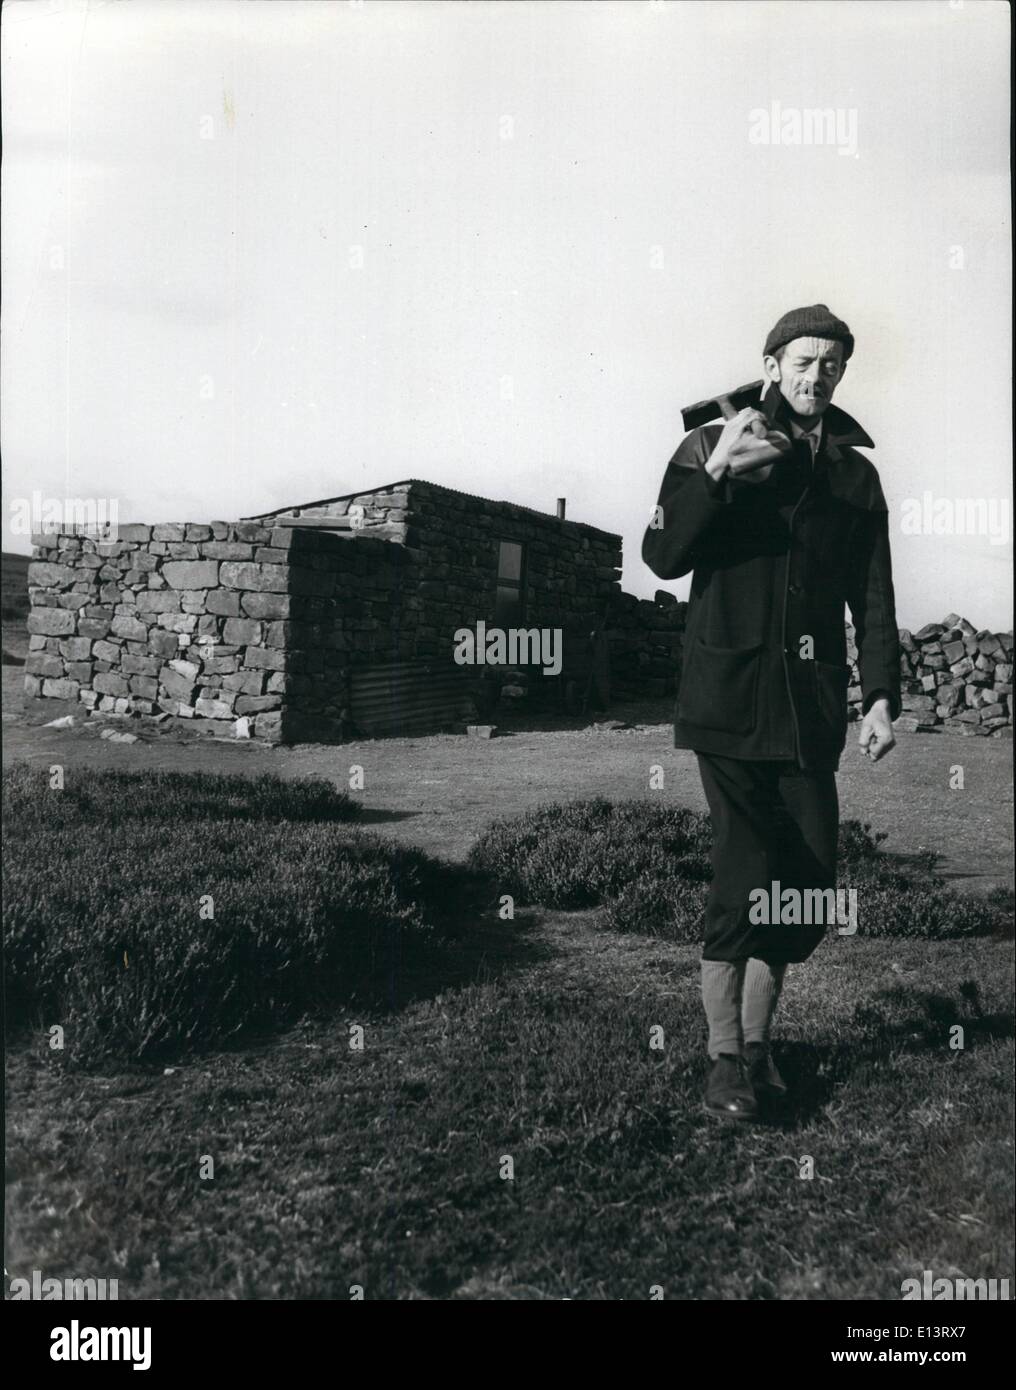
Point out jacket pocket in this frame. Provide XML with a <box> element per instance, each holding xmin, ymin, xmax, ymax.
<box><xmin>678</xmin><ymin>639</ymin><xmax>762</xmax><ymax>735</ymax></box>
<box><xmin>814</xmin><ymin>659</ymin><xmax>850</xmax><ymax>739</ymax></box>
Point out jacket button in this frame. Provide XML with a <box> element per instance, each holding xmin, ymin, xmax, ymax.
<box><xmin>788</xmin><ymin>583</ymin><xmax>801</xmax><ymax>595</ymax></box>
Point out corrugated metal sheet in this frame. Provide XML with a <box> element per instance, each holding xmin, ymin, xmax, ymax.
<box><xmin>349</xmin><ymin>660</ymin><xmax>481</xmax><ymax>737</ymax></box>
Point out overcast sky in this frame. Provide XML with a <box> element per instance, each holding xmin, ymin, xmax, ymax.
<box><xmin>1</xmin><ymin>0</ymin><xmax>1010</xmax><ymax>628</ymax></box>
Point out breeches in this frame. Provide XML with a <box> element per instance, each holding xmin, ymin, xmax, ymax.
<box><xmin>696</xmin><ymin>753</ymin><xmax>839</xmax><ymax>964</ymax></box>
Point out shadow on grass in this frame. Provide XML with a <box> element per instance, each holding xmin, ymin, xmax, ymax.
<box><xmin>94</xmin><ymin>907</ymin><xmax>559</xmax><ymax>1070</ymax></box>
<box><xmin>927</xmin><ymin>867</ymin><xmax>1016</xmax><ymax>890</ymax></box>
<box><xmin>395</xmin><ymin>906</ymin><xmax>555</xmax><ymax>1001</ymax></box>
<box><xmin>768</xmin><ymin>987</ymin><xmax>1015</xmax><ymax>1129</ymax></box>
<box><xmin>3</xmin><ymin>903</ymin><xmax>558</xmax><ymax>1072</ymax></box>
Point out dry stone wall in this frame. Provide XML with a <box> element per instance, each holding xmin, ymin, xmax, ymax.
<box><xmin>258</xmin><ymin>480</ymin><xmax>624</xmax><ymax>639</ymax></box>
<box><xmin>254</xmin><ymin>479</ymin><xmax>625</xmax><ymax>707</ymax></box>
<box><xmin>24</xmin><ymin>522</ymin><xmax>385</xmax><ymax>742</ymax></box>
<box><xmin>605</xmin><ymin>589</ymin><xmax>686</xmax><ymax>699</ymax></box>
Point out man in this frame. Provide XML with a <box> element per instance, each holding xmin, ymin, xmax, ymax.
<box><xmin>642</xmin><ymin>304</ymin><xmax>901</xmax><ymax>1121</ymax></box>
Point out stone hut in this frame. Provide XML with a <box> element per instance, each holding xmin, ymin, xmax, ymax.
<box><xmin>24</xmin><ymin>480</ymin><xmax>630</xmax><ymax>742</ymax></box>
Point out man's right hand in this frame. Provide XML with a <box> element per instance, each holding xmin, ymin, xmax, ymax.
<box><xmin>705</xmin><ymin>407</ymin><xmax>791</xmax><ymax>484</ymax></box>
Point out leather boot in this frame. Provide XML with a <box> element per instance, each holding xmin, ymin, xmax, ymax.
<box><xmin>704</xmin><ymin>1054</ymin><xmax>758</xmax><ymax>1121</ymax></box>
<box><xmin>744</xmin><ymin>1042</ymin><xmax>788</xmax><ymax>1101</ymax></box>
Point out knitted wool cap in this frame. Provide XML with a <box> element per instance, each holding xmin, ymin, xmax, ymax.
<box><xmin>763</xmin><ymin>304</ymin><xmax>854</xmax><ymax>360</ymax></box>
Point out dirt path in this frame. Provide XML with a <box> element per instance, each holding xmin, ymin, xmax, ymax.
<box><xmin>4</xmin><ymin>683</ymin><xmax>1012</xmax><ymax>890</ymax></box>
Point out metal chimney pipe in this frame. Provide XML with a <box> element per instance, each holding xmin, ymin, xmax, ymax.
<box><xmin>556</xmin><ymin>497</ymin><xmax>566</xmax><ymax>520</ymax></box>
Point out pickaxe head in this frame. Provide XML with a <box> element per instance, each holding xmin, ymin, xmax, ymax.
<box><xmin>681</xmin><ymin>379</ymin><xmax>765</xmax><ymax>433</ymax></box>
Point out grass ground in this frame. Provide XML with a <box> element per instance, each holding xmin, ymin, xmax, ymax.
<box><xmin>4</xmin><ymin>766</ymin><xmax>1014</xmax><ymax>1301</ymax></box>
<box><xmin>6</xmin><ymin>921</ymin><xmax>1012</xmax><ymax>1300</ymax></box>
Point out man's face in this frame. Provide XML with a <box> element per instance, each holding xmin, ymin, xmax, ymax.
<box><xmin>763</xmin><ymin>336</ymin><xmax>846</xmax><ymax>418</ymax></box>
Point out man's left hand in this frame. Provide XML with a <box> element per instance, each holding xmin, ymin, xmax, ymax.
<box><xmin>858</xmin><ymin>697</ymin><xmax>896</xmax><ymax>762</ymax></box>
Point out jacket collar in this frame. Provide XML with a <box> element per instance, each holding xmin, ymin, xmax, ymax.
<box><xmin>758</xmin><ymin>381</ymin><xmax>874</xmax><ymax>453</ymax></box>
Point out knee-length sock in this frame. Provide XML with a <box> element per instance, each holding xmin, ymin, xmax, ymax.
<box><xmin>742</xmin><ymin>958</ymin><xmax>787</xmax><ymax>1048</ymax></box>
<box><xmin>701</xmin><ymin>959</ymin><xmax>747</xmax><ymax>1060</ymax></box>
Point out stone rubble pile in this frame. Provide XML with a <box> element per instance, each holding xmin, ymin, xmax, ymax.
<box><xmin>861</xmin><ymin>613</ymin><xmax>1013</xmax><ymax>737</ymax></box>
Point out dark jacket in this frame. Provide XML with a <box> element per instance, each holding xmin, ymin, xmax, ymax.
<box><xmin>642</xmin><ymin>382</ymin><xmax>901</xmax><ymax>771</ymax></box>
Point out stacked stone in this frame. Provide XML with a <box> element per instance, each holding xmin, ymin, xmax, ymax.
<box><xmin>405</xmin><ymin>482</ymin><xmax>621</xmax><ymax>710</ymax></box>
<box><xmin>396</xmin><ymin>480</ymin><xmax>622</xmax><ymax>655</ymax></box>
<box><xmin>264</xmin><ymin>480</ymin><xmax>623</xmax><ymax>672</ymax></box>
<box><xmin>278</xmin><ymin>483</ymin><xmax>414</xmax><ymax>546</ymax></box>
<box><xmin>846</xmin><ymin>614</ymin><xmax>1013</xmax><ymax>737</ymax></box>
<box><xmin>606</xmin><ymin>590</ymin><xmax>686</xmax><ymax>699</ymax></box>
<box><xmin>24</xmin><ymin>522</ymin><xmax>337</xmax><ymax>742</ymax></box>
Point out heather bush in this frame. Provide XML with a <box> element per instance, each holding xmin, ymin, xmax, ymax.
<box><xmin>2</xmin><ymin>764</ymin><xmax>360</xmax><ymax>830</ymax></box>
<box><xmin>3</xmin><ymin>766</ymin><xmax>469</xmax><ymax>1064</ymax></box>
<box><xmin>602</xmin><ymin>876</ymin><xmax>710</xmax><ymax>940</ymax></box>
<box><xmin>467</xmin><ymin>797</ymin><xmax>712</xmax><ymax>908</ymax></box>
<box><xmin>469</xmin><ymin>799</ymin><xmax>1013</xmax><ymax>944</ymax></box>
